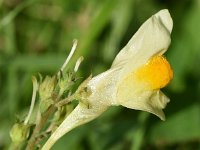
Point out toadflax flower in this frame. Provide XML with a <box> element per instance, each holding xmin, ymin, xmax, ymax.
<box><xmin>42</xmin><ymin>9</ymin><xmax>173</xmax><ymax>150</ymax></box>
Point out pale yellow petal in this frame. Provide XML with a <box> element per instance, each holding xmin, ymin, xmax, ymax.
<box><xmin>111</xmin><ymin>9</ymin><xmax>173</xmax><ymax>77</ymax></box>
<box><xmin>115</xmin><ymin>55</ymin><xmax>171</xmax><ymax>120</ymax></box>
<box><xmin>119</xmin><ymin>90</ymin><xmax>170</xmax><ymax>120</ymax></box>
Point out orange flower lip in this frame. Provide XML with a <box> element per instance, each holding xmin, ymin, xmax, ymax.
<box><xmin>135</xmin><ymin>55</ymin><xmax>173</xmax><ymax>90</ymax></box>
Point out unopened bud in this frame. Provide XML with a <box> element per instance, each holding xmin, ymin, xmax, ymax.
<box><xmin>39</xmin><ymin>76</ymin><xmax>57</xmax><ymax>101</ymax></box>
<box><xmin>10</xmin><ymin>123</ymin><xmax>31</xmax><ymax>143</ymax></box>
<box><xmin>57</xmin><ymin>71</ymin><xmax>76</xmax><ymax>96</ymax></box>
<box><xmin>39</xmin><ymin>76</ymin><xmax>57</xmax><ymax>113</ymax></box>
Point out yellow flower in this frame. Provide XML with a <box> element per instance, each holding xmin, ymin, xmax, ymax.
<box><xmin>42</xmin><ymin>9</ymin><xmax>173</xmax><ymax>150</ymax></box>
<box><xmin>87</xmin><ymin>9</ymin><xmax>173</xmax><ymax>120</ymax></box>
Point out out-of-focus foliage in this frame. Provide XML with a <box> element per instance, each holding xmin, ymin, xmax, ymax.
<box><xmin>0</xmin><ymin>0</ymin><xmax>200</xmax><ymax>149</ymax></box>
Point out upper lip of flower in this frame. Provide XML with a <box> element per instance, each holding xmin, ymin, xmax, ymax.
<box><xmin>111</xmin><ymin>9</ymin><xmax>173</xmax><ymax>90</ymax></box>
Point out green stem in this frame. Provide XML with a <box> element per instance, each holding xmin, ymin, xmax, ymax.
<box><xmin>25</xmin><ymin>106</ymin><xmax>56</xmax><ymax>150</ymax></box>
<box><xmin>56</xmin><ymin>95</ymin><xmax>75</xmax><ymax>107</ymax></box>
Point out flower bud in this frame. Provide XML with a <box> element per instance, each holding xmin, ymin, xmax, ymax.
<box><xmin>10</xmin><ymin>123</ymin><xmax>31</xmax><ymax>143</ymax></box>
<box><xmin>39</xmin><ymin>76</ymin><xmax>57</xmax><ymax>113</ymax></box>
<box><xmin>57</xmin><ymin>71</ymin><xmax>76</xmax><ymax>96</ymax></box>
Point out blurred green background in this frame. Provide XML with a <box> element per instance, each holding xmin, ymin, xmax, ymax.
<box><xmin>0</xmin><ymin>0</ymin><xmax>200</xmax><ymax>149</ymax></box>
